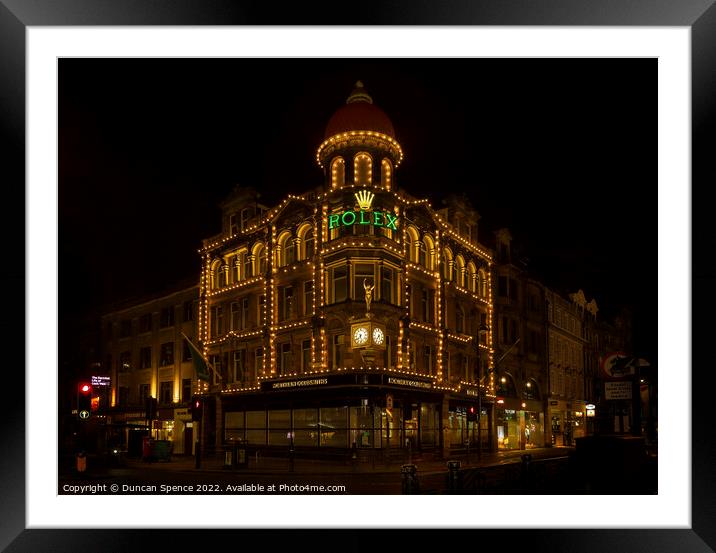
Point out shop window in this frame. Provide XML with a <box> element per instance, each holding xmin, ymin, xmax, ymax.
<box><xmin>246</xmin><ymin>410</ymin><xmax>266</xmax><ymax>445</ymax></box>
<box><xmin>225</xmin><ymin>411</ymin><xmax>245</xmax><ymax>442</ymax></box>
<box><xmin>320</xmin><ymin>407</ymin><xmax>348</xmax><ymax>447</ymax></box>
<box><xmin>293</xmin><ymin>408</ymin><xmax>319</xmax><ymax>446</ymax></box>
<box><xmin>160</xmin><ymin>342</ymin><xmax>174</xmax><ymax>366</ymax></box>
<box><xmin>159</xmin><ymin>381</ymin><xmax>173</xmax><ymax>405</ymax></box>
<box><xmin>140</xmin><ymin>346</ymin><xmax>152</xmax><ymax>369</ymax></box>
<box><xmin>269</xmin><ymin>410</ymin><xmax>291</xmax><ymax>446</ymax></box>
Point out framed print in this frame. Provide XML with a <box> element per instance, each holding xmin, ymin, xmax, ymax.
<box><xmin>1</xmin><ymin>1</ymin><xmax>714</xmax><ymax>551</ymax></box>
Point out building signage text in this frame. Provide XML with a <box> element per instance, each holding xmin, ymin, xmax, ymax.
<box><xmin>604</xmin><ymin>381</ymin><xmax>632</xmax><ymax>400</ymax></box>
<box><xmin>91</xmin><ymin>375</ymin><xmax>111</xmax><ymax>387</ymax></box>
<box><xmin>387</xmin><ymin>377</ymin><xmax>432</xmax><ymax>389</ymax></box>
<box><xmin>272</xmin><ymin>378</ymin><xmax>329</xmax><ymax>390</ymax></box>
<box><xmin>327</xmin><ymin>191</ymin><xmax>398</xmax><ymax>231</ymax></box>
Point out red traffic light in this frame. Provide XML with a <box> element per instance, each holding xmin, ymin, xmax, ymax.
<box><xmin>79</xmin><ymin>383</ymin><xmax>91</xmax><ymax>394</ymax></box>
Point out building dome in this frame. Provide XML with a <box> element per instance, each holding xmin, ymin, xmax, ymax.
<box><xmin>324</xmin><ymin>81</ymin><xmax>396</xmax><ymax>139</ymax></box>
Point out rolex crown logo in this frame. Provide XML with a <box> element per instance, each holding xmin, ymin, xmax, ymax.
<box><xmin>355</xmin><ymin>190</ymin><xmax>375</xmax><ymax>211</ymax></box>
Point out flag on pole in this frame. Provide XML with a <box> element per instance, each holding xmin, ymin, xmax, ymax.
<box><xmin>181</xmin><ymin>332</ymin><xmax>221</xmax><ymax>382</ymax></box>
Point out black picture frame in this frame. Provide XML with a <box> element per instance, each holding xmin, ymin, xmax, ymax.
<box><xmin>1</xmin><ymin>1</ymin><xmax>713</xmax><ymax>551</ymax></box>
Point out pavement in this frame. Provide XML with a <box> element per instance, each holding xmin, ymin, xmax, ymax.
<box><xmin>122</xmin><ymin>446</ymin><xmax>575</xmax><ymax>476</ymax></box>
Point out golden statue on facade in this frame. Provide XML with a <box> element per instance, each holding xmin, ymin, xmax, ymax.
<box><xmin>363</xmin><ymin>278</ymin><xmax>374</xmax><ymax>314</ymax></box>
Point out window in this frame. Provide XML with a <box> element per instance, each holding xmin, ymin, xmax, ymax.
<box><xmin>303</xmin><ymin>281</ymin><xmax>313</xmax><ymax>316</ymax></box>
<box><xmin>331</xmin><ymin>157</ymin><xmax>345</xmax><ymax>188</ymax></box>
<box><xmin>231</xmin><ymin>302</ymin><xmax>240</xmax><ymax>331</ymax></box>
<box><xmin>421</xmin><ymin>290</ymin><xmax>429</xmax><ymax>322</ymax></box>
<box><xmin>182</xmin><ymin>378</ymin><xmax>192</xmax><ymax>402</ymax></box>
<box><xmin>463</xmin><ymin>355</ymin><xmax>469</xmax><ymax>381</ymax></box>
<box><xmin>332</xmin><ymin>265</ymin><xmax>347</xmax><ymax>303</ymax></box>
<box><xmin>443</xmin><ymin>250</ymin><xmax>453</xmax><ymax>281</ymax></box>
<box><xmin>284</xmin><ymin>239</ymin><xmax>296</xmax><ymax>265</ymax></box>
<box><xmin>218</xmin><ymin>265</ymin><xmax>228</xmax><ymax>288</ymax></box>
<box><xmin>241</xmin><ymin>297</ymin><xmax>249</xmax><ymax>329</ymax></box>
<box><xmin>120</xmin><ymin>319</ymin><xmax>131</xmax><ymax>338</ymax></box>
<box><xmin>455</xmin><ymin>256</ymin><xmax>465</xmax><ymax>288</ymax></box>
<box><xmin>381</xmin><ymin>158</ymin><xmax>392</xmax><ymax>189</ymax></box>
<box><xmin>418</xmin><ymin>241</ymin><xmax>427</xmax><ymax>267</ymax></box>
<box><xmin>160</xmin><ymin>342</ymin><xmax>174</xmax><ymax>366</ymax></box>
<box><xmin>139</xmin><ymin>384</ymin><xmax>149</xmax><ymax>403</ymax></box>
<box><xmin>139</xmin><ymin>313</ymin><xmax>152</xmax><ymax>333</ymax></box>
<box><xmin>229</xmin><ymin>213</ymin><xmax>239</xmax><ymax>234</ymax></box>
<box><xmin>498</xmin><ymin>276</ymin><xmax>508</xmax><ymax>297</ymax></box>
<box><xmin>160</xmin><ymin>307</ymin><xmax>175</xmax><ymax>328</ymax></box>
<box><xmin>255</xmin><ymin>347</ymin><xmax>264</xmax><ymax>374</ymax></box>
<box><xmin>140</xmin><ymin>347</ymin><xmax>152</xmax><ymax>369</ymax></box>
<box><xmin>279</xmin><ymin>286</ymin><xmax>294</xmax><ymax>321</ymax></box>
<box><xmin>303</xmin><ymin>231</ymin><xmax>315</xmax><ymax>260</ymax></box>
<box><xmin>183</xmin><ymin>300</ymin><xmax>194</xmax><ymax>322</ymax></box>
<box><xmin>386</xmin><ymin>335</ymin><xmax>393</xmax><ymax>369</ymax></box>
<box><xmin>211</xmin><ymin>306</ymin><xmax>224</xmax><ymax>337</ymax></box>
<box><xmin>509</xmin><ymin>279</ymin><xmax>519</xmax><ymax>302</ymax></box>
<box><xmin>233</xmin><ymin>350</ymin><xmax>246</xmax><ymax>383</ymax></box>
<box><xmin>381</xmin><ymin>266</ymin><xmax>394</xmax><ymax>304</ymax></box>
<box><xmin>118</xmin><ymin>387</ymin><xmax>129</xmax><ymax>406</ymax></box>
<box><xmin>456</xmin><ymin>306</ymin><xmax>465</xmax><ymax>334</ymax></box>
<box><xmin>182</xmin><ymin>340</ymin><xmax>192</xmax><ymax>362</ymax></box>
<box><xmin>243</xmin><ymin>251</ymin><xmax>252</xmax><ymax>279</ymax></box>
<box><xmin>354</xmin><ymin>152</ymin><xmax>372</xmax><ymax>186</ymax></box>
<box><xmin>353</xmin><ymin>264</ymin><xmax>374</xmax><ymax>301</ymax></box>
<box><xmin>423</xmin><ymin>345</ymin><xmax>433</xmax><ymax>375</ymax></box>
<box><xmin>302</xmin><ymin>339</ymin><xmax>311</xmax><ymax>372</ymax></box>
<box><xmin>332</xmin><ymin>334</ymin><xmax>344</xmax><ymax>368</ymax></box>
<box><xmin>279</xmin><ymin>343</ymin><xmax>292</xmax><ymax>374</ymax></box>
<box><xmin>159</xmin><ymin>381</ymin><xmax>173</xmax><ymax>405</ymax></box>
<box><xmin>119</xmin><ymin>351</ymin><xmax>131</xmax><ymax>372</ymax></box>
<box><xmin>240</xmin><ymin>207</ymin><xmax>252</xmax><ymax>231</ymax></box>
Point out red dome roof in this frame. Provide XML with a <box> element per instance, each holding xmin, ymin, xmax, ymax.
<box><xmin>324</xmin><ymin>81</ymin><xmax>396</xmax><ymax>139</ymax></box>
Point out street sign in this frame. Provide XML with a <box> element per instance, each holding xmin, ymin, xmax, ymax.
<box><xmin>605</xmin><ymin>381</ymin><xmax>632</xmax><ymax>400</ymax></box>
<box><xmin>601</xmin><ymin>352</ymin><xmax>635</xmax><ymax>378</ymax></box>
<box><xmin>78</xmin><ymin>410</ymin><xmax>90</xmax><ymax>420</ymax></box>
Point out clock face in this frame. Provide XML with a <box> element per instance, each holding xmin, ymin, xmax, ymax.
<box><xmin>372</xmin><ymin>327</ymin><xmax>385</xmax><ymax>345</ymax></box>
<box><xmin>353</xmin><ymin>326</ymin><xmax>369</xmax><ymax>346</ymax></box>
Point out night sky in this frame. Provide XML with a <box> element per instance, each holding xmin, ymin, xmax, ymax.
<box><xmin>59</xmin><ymin>58</ymin><xmax>656</xmax><ymax>360</ymax></box>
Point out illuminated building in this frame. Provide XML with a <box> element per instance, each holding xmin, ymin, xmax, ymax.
<box><xmin>100</xmin><ymin>283</ymin><xmax>199</xmax><ymax>456</ymax></box>
<box><xmin>197</xmin><ymin>82</ymin><xmax>496</xmax><ymax>459</ymax></box>
<box><xmin>492</xmin><ymin>229</ymin><xmax>549</xmax><ymax>450</ymax></box>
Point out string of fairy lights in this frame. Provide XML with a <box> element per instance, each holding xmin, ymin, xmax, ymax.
<box><xmin>192</xmin><ymin>135</ymin><xmax>494</xmax><ymax>397</ymax></box>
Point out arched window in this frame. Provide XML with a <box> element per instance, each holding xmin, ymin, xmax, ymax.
<box><xmin>231</xmin><ymin>255</ymin><xmax>240</xmax><ymax>283</ymax></box>
<box><xmin>218</xmin><ymin>263</ymin><xmax>228</xmax><ymax>288</ymax></box>
<box><xmin>296</xmin><ymin>223</ymin><xmax>314</xmax><ymax>261</ymax></box>
<box><xmin>478</xmin><ymin>269</ymin><xmax>488</xmax><ymax>297</ymax></box>
<box><xmin>210</xmin><ymin>259</ymin><xmax>222</xmax><ymax>290</ymax></box>
<box><xmin>381</xmin><ymin>158</ymin><xmax>392</xmax><ymax>190</ymax></box>
<box><xmin>331</xmin><ymin>157</ymin><xmax>345</xmax><ymax>189</ymax></box>
<box><xmin>406</xmin><ymin>226</ymin><xmax>420</xmax><ymax>263</ymax></box>
<box><xmin>455</xmin><ymin>255</ymin><xmax>465</xmax><ymax>288</ymax></box>
<box><xmin>252</xmin><ymin>242</ymin><xmax>267</xmax><ymax>276</ymax></box>
<box><xmin>423</xmin><ymin>234</ymin><xmax>435</xmax><ymax>271</ymax></box>
<box><xmin>524</xmin><ymin>379</ymin><xmax>540</xmax><ymax>400</ymax></box>
<box><xmin>443</xmin><ymin>248</ymin><xmax>453</xmax><ymax>281</ymax></box>
<box><xmin>497</xmin><ymin>373</ymin><xmax>518</xmax><ymax>398</ymax></box>
<box><xmin>354</xmin><ymin>152</ymin><xmax>372</xmax><ymax>186</ymax></box>
<box><xmin>276</xmin><ymin>231</ymin><xmax>293</xmax><ymax>267</ymax></box>
<box><xmin>241</xmin><ymin>250</ymin><xmax>251</xmax><ymax>280</ymax></box>
<box><xmin>467</xmin><ymin>261</ymin><xmax>477</xmax><ymax>293</ymax></box>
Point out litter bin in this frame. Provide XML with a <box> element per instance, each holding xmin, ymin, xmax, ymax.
<box><xmin>401</xmin><ymin>464</ymin><xmax>419</xmax><ymax>494</ymax></box>
<box><xmin>446</xmin><ymin>460</ymin><xmax>462</xmax><ymax>493</ymax></box>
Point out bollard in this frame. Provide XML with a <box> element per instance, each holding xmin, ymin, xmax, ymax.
<box><xmin>521</xmin><ymin>453</ymin><xmax>533</xmax><ymax>488</ymax></box>
<box><xmin>76</xmin><ymin>451</ymin><xmax>87</xmax><ymax>475</ymax></box>
<box><xmin>401</xmin><ymin>464</ymin><xmax>419</xmax><ymax>494</ymax></box>
<box><xmin>446</xmin><ymin>460</ymin><xmax>462</xmax><ymax>494</ymax></box>
<box><xmin>224</xmin><ymin>448</ymin><xmax>233</xmax><ymax>469</ymax></box>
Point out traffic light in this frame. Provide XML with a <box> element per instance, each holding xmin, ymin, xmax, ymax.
<box><xmin>78</xmin><ymin>382</ymin><xmax>92</xmax><ymax>420</ymax></box>
<box><xmin>145</xmin><ymin>396</ymin><xmax>158</xmax><ymax>420</ymax></box>
<box><xmin>466</xmin><ymin>406</ymin><xmax>478</xmax><ymax>422</ymax></box>
<box><xmin>191</xmin><ymin>395</ymin><xmax>203</xmax><ymax>421</ymax></box>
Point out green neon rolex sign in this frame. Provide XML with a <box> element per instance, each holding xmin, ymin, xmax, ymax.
<box><xmin>328</xmin><ymin>191</ymin><xmax>399</xmax><ymax>231</ymax></box>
